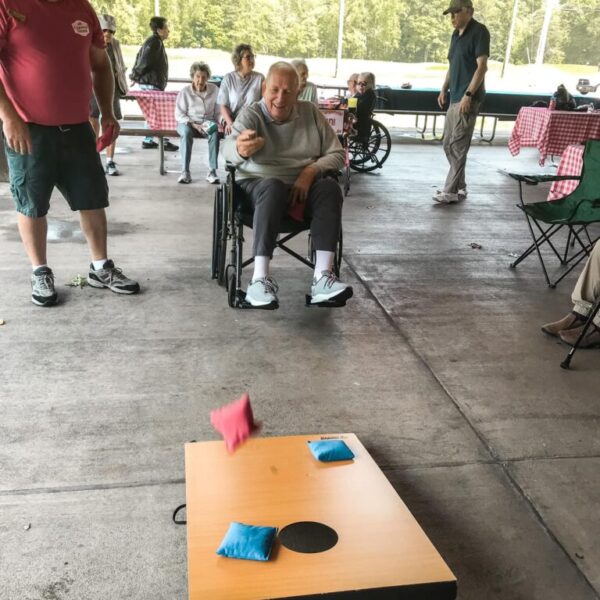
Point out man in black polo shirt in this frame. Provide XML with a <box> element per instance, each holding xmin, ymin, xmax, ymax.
<box><xmin>434</xmin><ymin>0</ymin><xmax>490</xmax><ymax>204</ymax></box>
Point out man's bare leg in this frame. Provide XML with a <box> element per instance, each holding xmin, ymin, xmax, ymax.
<box><xmin>79</xmin><ymin>208</ymin><xmax>107</xmax><ymax>261</ymax></box>
<box><xmin>17</xmin><ymin>213</ymin><xmax>48</xmax><ymax>266</ymax></box>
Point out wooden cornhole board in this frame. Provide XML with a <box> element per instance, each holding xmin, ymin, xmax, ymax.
<box><xmin>185</xmin><ymin>433</ymin><xmax>456</xmax><ymax>599</ymax></box>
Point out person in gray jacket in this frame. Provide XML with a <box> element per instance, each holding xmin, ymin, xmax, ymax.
<box><xmin>221</xmin><ymin>61</ymin><xmax>352</xmax><ymax>308</ymax></box>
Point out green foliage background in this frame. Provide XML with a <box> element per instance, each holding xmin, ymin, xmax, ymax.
<box><xmin>91</xmin><ymin>0</ymin><xmax>600</xmax><ymax>66</ymax></box>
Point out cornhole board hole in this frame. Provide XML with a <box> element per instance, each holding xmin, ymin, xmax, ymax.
<box><xmin>185</xmin><ymin>433</ymin><xmax>456</xmax><ymax>599</ymax></box>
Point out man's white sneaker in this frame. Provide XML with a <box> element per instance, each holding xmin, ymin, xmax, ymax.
<box><xmin>433</xmin><ymin>190</ymin><xmax>459</xmax><ymax>204</ymax></box>
<box><xmin>206</xmin><ymin>170</ymin><xmax>220</xmax><ymax>184</ymax></box>
<box><xmin>245</xmin><ymin>277</ymin><xmax>279</xmax><ymax>307</ymax></box>
<box><xmin>178</xmin><ymin>170</ymin><xmax>192</xmax><ymax>184</ymax></box>
<box><xmin>310</xmin><ymin>270</ymin><xmax>353</xmax><ymax>304</ymax></box>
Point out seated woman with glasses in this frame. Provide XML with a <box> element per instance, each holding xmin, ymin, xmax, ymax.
<box><xmin>353</xmin><ymin>72</ymin><xmax>376</xmax><ymax>142</ymax></box>
<box><xmin>291</xmin><ymin>59</ymin><xmax>318</xmax><ymax>105</ymax></box>
<box><xmin>218</xmin><ymin>44</ymin><xmax>264</xmax><ymax>135</ymax></box>
<box><xmin>175</xmin><ymin>61</ymin><xmax>221</xmax><ymax>185</ymax></box>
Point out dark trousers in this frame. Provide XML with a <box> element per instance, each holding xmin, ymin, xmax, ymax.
<box><xmin>238</xmin><ymin>177</ymin><xmax>342</xmax><ymax>257</ymax></box>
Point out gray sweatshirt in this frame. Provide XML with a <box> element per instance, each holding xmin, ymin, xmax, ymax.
<box><xmin>221</xmin><ymin>99</ymin><xmax>344</xmax><ymax>183</ymax></box>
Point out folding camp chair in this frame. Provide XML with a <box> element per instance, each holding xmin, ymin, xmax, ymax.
<box><xmin>505</xmin><ymin>139</ymin><xmax>600</xmax><ymax>288</ymax></box>
<box><xmin>561</xmin><ymin>297</ymin><xmax>600</xmax><ymax>369</ymax></box>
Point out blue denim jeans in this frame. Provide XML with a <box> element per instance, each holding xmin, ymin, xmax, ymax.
<box><xmin>140</xmin><ymin>84</ymin><xmax>160</xmax><ymax>144</ymax></box>
<box><xmin>176</xmin><ymin>123</ymin><xmax>219</xmax><ymax>172</ymax></box>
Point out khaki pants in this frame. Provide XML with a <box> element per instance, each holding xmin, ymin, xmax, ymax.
<box><xmin>442</xmin><ymin>100</ymin><xmax>480</xmax><ymax>194</ymax></box>
<box><xmin>572</xmin><ymin>242</ymin><xmax>600</xmax><ymax>326</ymax></box>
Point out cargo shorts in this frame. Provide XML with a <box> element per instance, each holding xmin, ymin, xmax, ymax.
<box><xmin>4</xmin><ymin>122</ymin><xmax>109</xmax><ymax>218</ymax></box>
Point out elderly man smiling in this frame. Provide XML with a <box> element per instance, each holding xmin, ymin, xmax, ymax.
<box><xmin>221</xmin><ymin>61</ymin><xmax>353</xmax><ymax>308</ymax></box>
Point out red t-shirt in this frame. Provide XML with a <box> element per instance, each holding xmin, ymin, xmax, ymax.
<box><xmin>0</xmin><ymin>0</ymin><xmax>105</xmax><ymax>125</ymax></box>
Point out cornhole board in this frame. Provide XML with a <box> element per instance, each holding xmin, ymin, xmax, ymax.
<box><xmin>185</xmin><ymin>433</ymin><xmax>457</xmax><ymax>599</ymax></box>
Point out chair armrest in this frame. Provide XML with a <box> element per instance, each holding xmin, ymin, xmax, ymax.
<box><xmin>499</xmin><ymin>169</ymin><xmax>582</xmax><ymax>186</ymax></box>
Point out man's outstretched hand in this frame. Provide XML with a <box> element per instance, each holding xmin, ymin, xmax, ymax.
<box><xmin>237</xmin><ymin>129</ymin><xmax>265</xmax><ymax>158</ymax></box>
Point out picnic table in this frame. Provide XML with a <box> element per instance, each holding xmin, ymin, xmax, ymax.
<box><xmin>508</xmin><ymin>107</ymin><xmax>600</xmax><ymax>165</ymax></box>
<box><xmin>127</xmin><ymin>89</ymin><xmax>179</xmax><ymax>130</ymax></box>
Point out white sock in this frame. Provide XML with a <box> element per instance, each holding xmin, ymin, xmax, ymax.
<box><xmin>32</xmin><ymin>264</ymin><xmax>48</xmax><ymax>271</ymax></box>
<box><xmin>92</xmin><ymin>258</ymin><xmax>108</xmax><ymax>270</ymax></box>
<box><xmin>252</xmin><ymin>256</ymin><xmax>270</xmax><ymax>281</ymax></box>
<box><xmin>314</xmin><ymin>251</ymin><xmax>334</xmax><ymax>280</ymax></box>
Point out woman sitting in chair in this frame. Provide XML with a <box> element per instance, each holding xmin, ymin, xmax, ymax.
<box><xmin>291</xmin><ymin>59</ymin><xmax>318</xmax><ymax>105</ymax></box>
<box><xmin>353</xmin><ymin>72</ymin><xmax>376</xmax><ymax>142</ymax></box>
<box><xmin>218</xmin><ymin>44</ymin><xmax>264</xmax><ymax>135</ymax></box>
<box><xmin>175</xmin><ymin>61</ymin><xmax>221</xmax><ymax>185</ymax></box>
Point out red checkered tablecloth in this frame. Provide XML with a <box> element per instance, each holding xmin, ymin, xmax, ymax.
<box><xmin>508</xmin><ymin>107</ymin><xmax>600</xmax><ymax>165</ymax></box>
<box><xmin>547</xmin><ymin>144</ymin><xmax>584</xmax><ymax>200</ymax></box>
<box><xmin>128</xmin><ymin>89</ymin><xmax>178</xmax><ymax>130</ymax></box>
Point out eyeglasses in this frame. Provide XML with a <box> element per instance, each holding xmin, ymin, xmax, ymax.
<box><xmin>241</xmin><ymin>54</ymin><xmax>255</xmax><ymax>60</ymax></box>
<box><xmin>103</xmin><ymin>29</ymin><xmax>115</xmax><ymax>34</ymax></box>
<box><xmin>356</xmin><ymin>81</ymin><xmax>368</xmax><ymax>87</ymax></box>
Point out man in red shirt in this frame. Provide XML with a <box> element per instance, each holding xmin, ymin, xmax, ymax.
<box><xmin>0</xmin><ymin>0</ymin><xmax>139</xmax><ymax>306</ymax></box>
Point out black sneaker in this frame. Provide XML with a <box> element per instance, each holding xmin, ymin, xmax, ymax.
<box><xmin>142</xmin><ymin>140</ymin><xmax>159</xmax><ymax>149</ymax></box>
<box><xmin>88</xmin><ymin>260</ymin><xmax>140</xmax><ymax>295</ymax></box>
<box><xmin>31</xmin><ymin>266</ymin><xmax>58</xmax><ymax>306</ymax></box>
<box><xmin>164</xmin><ymin>140</ymin><xmax>179</xmax><ymax>152</ymax></box>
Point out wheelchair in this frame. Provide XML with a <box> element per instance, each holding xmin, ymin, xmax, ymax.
<box><xmin>211</xmin><ymin>166</ymin><xmax>347</xmax><ymax>309</ymax></box>
<box><xmin>347</xmin><ymin>117</ymin><xmax>391</xmax><ymax>172</ymax></box>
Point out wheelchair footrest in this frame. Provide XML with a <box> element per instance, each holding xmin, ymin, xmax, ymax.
<box><xmin>236</xmin><ymin>290</ymin><xmax>279</xmax><ymax>310</ymax></box>
<box><xmin>305</xmin><ymin>287</ymin><xmax>353</xmax><ymax>308</ymax></box>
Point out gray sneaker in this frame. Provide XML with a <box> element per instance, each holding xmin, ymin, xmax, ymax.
<box><xmin>87</xmin><ymin>260</ymin><xmax>140</xmax><ymax>295</ymax></box>
<box><xmin>310</xmin><ymin>270</ymin><xmax>353</xmax><ymax>304</ymax></box>
<box><xmin>31</xmin><ymin>266</ymin><xmax>58</xmax><ymax>306</ymax></box>
<box><xmin>245</xmin><ymin>277</ymin><xmax>279</xmax><ymax>307</ymax></box>
<box><xmin>178</xmin><ymin>170</ymin><xmax>192</xmax><ymax>184</ymax></box>
<box><xmin>206</xmin><ymin>170</ymin><xmax>220</xmax><ymax>184</ymax></box>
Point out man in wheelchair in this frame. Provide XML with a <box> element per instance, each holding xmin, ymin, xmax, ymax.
<box><xmin>221</xmin><ymin>61</ymin><xmax>353</xmax><ymax>308</ymax></box>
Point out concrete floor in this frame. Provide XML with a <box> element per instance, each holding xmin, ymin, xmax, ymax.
<box><xmin>0</xmin><ymin>128</ymin><xmax>598</xmax><ymax>600</ymax></box>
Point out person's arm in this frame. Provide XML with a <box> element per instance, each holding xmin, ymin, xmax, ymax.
<box><xmin>220</xmin><ymin>107</ymin><xmax>264</xmax><ymax>164</ymax></box>
<box><xmin>175</xmin><ymin>89</ymin><xmax>190</xmax><ymax>123</ymax></box>
<box><xmin>459</xmin><ymin>55</ymin><xmax>488</xmax><ymax>115</ymax></box>
<box><xmin>131</xmin><ymin>36</ymin><xmax>161</xmax><ymax>80</ymax></box>
<box><xmin>305</xmin><ymin>108</ymin><xmax>344</xmax><ymax>175</ymax></box>
<box><xmin>220</xmin><ymin>105</ymin><xmax>235</xmax><ymax>134</ymax></box>
<box><xmin>290</xmin><ymin>110</ymin><xmax>343</xmax><ymax>206</ymax></box>
<box><xmin>0</xmin><ymin>80</ymin><xmax>31</xmax><ymax>154</ymax></box>
<box><xmin>90</xmin><ymin>45</ymin><xmax>119</xmax><ymax>143</ymax></box>
<box><xmin>437</xmin><ymin>69</ymin><xmax>450</xmax><ymax>109</ymax></box>
<box><xmin>217</xmin><ymin>77</ymin><xmax>235</xmax><ymax>134</ymax></box>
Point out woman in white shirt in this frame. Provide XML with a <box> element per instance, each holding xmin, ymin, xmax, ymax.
<box><xmin>175</xmin><ymin>61</ymin><xmax>220</xmax><ymax>184</ymax></box>
<box><xmin>291</xmin><ymin>59</ymin><xmax>318</xmax><ymax>105</ymax></box>
<box><xmin>217</xmin><ymin>44</ymin><xmax>264</xmax><ymax>134</ymax></box>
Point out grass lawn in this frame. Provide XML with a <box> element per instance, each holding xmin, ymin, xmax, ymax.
<box><xmin>121</xmin><ymin>46</ymin><xmax>600</xmax><ymax>98</ymax></box>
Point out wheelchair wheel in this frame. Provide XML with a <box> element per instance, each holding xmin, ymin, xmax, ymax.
<box><xmin>211</xmin><ymin>188</ymin><xmax>222</xmax><ymax>279</ymax></box>
<box><xmin>213</xmin><ymin>184</ymin><xmax>228</xmax><ymax>286</ymax></box>
<box><xmin>349</xmin><ymin>120</ymin><xmax>391</xmax><ymax>173</ymax></box>
<box><xmin>226</xmin><ymin>264</ymin><xmax>236</xmax><ymax>307</ymax></box>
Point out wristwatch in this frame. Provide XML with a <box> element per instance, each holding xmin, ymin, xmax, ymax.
<box><xmin>465</xmin><ymin>91</ymin><xmax>473</xmax><ymax>97</ymax></box>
